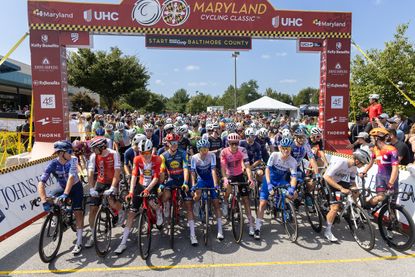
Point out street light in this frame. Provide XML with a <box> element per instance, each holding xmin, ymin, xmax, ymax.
<box><xmin>232</xmin><ymin>51</ymin><xmax>240</xmax><ymax>110</ymax></box>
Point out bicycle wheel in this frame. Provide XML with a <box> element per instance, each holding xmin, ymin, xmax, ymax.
<box><xmin>253</xmin><ymin>184</ymin><xmax>259</xmax><ymax>215</ymax></box>
<box><xmin>203</xmin><ymin>200</ymin><xmax>209</xmax><ymax>246</ymax></box>
<box><xmin>138</xmin><ymin>210</ymin><xmax>152</xmax><ymax>259</ymax></box>
<box><xmin>231</xmin><ymin>197</ymin><xmax>243</xmax><ymax>243</ymax></box>
<box><xmin>315</xmin><ymin>186</ymin><xmax>330</xmax><ymax>219</ymax></box>
<box><xmin>93</xmin><ymin>206</ymin><xmax>112</xmax><ymax>257</ymax></box>
<box><xmin>38</xmin><ymin>213</ymin><xmax>63</xmax><ymax>263</ymax></box>
<box><xmin>304</xmin><ymin>193</ymin><xmax>323</xmax><ymax>233</ymax></box>
<box><xmin>170</xmin><ymin>201</ymin><xmax>176</xmax><ymax>249</ymax></box>
<box><xmin>378</xmin><ymin>204</ymin><xmax>415</xmax><ymax>251</ymax></box>
<box><xmin>347</xmin><ymin>204</ymin><xmax>375</xmax><ymax>251</ymax></box>
<box><xmin>282</xmin><ymin>200</ymin><xmax>298</xmax><ymax>242</ymax></box>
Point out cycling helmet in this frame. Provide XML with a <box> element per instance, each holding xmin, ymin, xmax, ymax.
<box><xmin>353</xmin><ymin>149</ymin><xmax>371</xmax><ymax>164</ymax></box>
<box><xmin>196</xmin><ymin>139</ymin><xmax>210</xmax><ymax>150</ymax></box>
<box><xmin>257</xmin><ymin>128</ymin><xmax>268</xmax><ymax>138</ymax></box>
<box><xmin>165</xmin><ymin>133</ymin><xmax>180</xmax><ymax>142</ymax></box>
<box><xmin>95</xmin><ymin>127</ymin><xmax>105</xmax><ymax>136</ymax></box>
<box><xmin>212</xmin><ymin>122</ymin><xmax>220</xmax><ymax>129</ymax></box>
<box><xmin>54</xmin><ymin>140</ymin><xmax>73</xmax><ymax>153</ymax></box>
<box><xmin>245</xmin><ymin>127</ymin><xmax>255</xmax><ymax>137</ymax></box>
<box><xmin>206</xmin><ymin>123</ymin><xmax>214</xmax><ymax>131</ymax></box>
<box><xmin>281</xmin><ymin>129</ymin><xmax>292</xmax><ymax>137</ymax></box>
<box><xmin>250</xmin><ymin>122</ymin><xmax>257</xmax><ymax>129</ymax></box>
<box><xmin>164</xmin><ymin>123</ymin><xmax>174</xmax><ymax>131</ymax></box>
<box><xmin>177</xmin><ymin>125</ymin><xmax>188</xmax><ymax>135</ymax></box>
<box><xmin>176</xmin><ymin>116</ymin><xmax>183</xmax><ymax>122</ymax></box>
<box><xmin>369</xmin><ymin>94</ymin><xmax>380</xmax><ymax>100</ymax></box>
<box><xmin>135</xmin><ymin>118</ymin><xmax>144</xmax><ymax>125</ymax></box>
<box><xmin>90</xmin><ymin>136</ymin><xmax>107</xmax><ymax>149</ymax></box>
<box><xmin>165</xmin><ymin>118</ymin><xmax>173</xmax><ymax>124</ymax></box>
<box><xmin>293</xmin><ymin>128</ymin><xmax>306</xmax><ymax>137</ymax></box>
<box><xmin>279</xmin><ymin>137</ymin><xmax>293</xmax><ymax>148</ymax></box>
<box><xmin>132</xmin><ymin>134</ymin><xmax>146</xmax><ymax>145</ymax></box>
<box><xmin>139</xmin><ymin>139</ymin><xmax>153</xmax><ymax>152</ymax></box>
<box><xmin>227</xmin><ymin>133</ymin><xmax>241</xmax><ymax>142</ymax></box>
<box><xmin>369</xmin><ymin>127</ymin><xmax>389</xmax><ymax>138</ymax></box>
<box><xmin>235</xmin><ymin>122</ymin><xmax>243</xmax><ymax>130</ymax></box>
<box><xmin>104</xmin><ymin>124</ymin><xmax>113</xmax><ymax>131</ymax></box>
<box><xmin>116</xmin><ymin>122</ymin><xmax>125</xmax><ymax>130</ymax></box>
<box><xmin>227</xmin><ymin>122</ymin><xmax>236</xmax><ymax>132</ymax></box>
<box><xmin>310</xmin><ymin>127</ymin><xmax>322</xmax><ymax>136</ymax></box>
<box><xmin>72</xmin><ymin>140</ymin><xmax>82</xmax><ymax>149</ymax></box>
<box><xmin>155</xmin><ymin>120</ymin><xmax>163</xmax><ymax>126</ymax></box>
<box><xmin>143</xmin><ymin>123</ymin><xmax>154</xmax><ymax>131</ymax></box>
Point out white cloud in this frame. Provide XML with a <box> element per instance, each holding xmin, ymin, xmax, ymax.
<box><xmin>154</xmin><ymin>79</ymin><xmax>164</xmax><ymax>85</ymax></box>
<box><xmin>173</xmin><ymin>68</ymin><xmax>180</xmax><ymax>72</ymax></box>
<box><xmin>374</xmin><ymin>0</ymin><xmax>382</xmax><ymax>5</ymax></box>
<box><xmin>188</xmin><ymin>82</ymin><xmax>208</xmax><ymax>87</ymax></box>
<box><xmin>279</xmin><ymin>79</ymin><xmax>297</xmax><ymax>84</ymax></box>
<box><xmin>261</xmin><ymin>54</ymin><xmax>271</xmax><ymax>59</ymax></box>
<box><xmin>185</xmin><ymin>65</ymin><xmax>200</xmax><ymax>71</ymax></box>
<box><xmin>275</xmin><ymin>52</ymin><xmax>288</xmax><ymax>57</ymax></box>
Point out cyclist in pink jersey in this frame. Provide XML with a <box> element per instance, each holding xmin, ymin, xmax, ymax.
<box><xmin>220</xmin><ymin>133</ymin><xmax>256</xmax><ymax>236</ymax></box>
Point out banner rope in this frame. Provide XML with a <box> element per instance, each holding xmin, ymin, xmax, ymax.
<box><xmin>0</xmin><ymin>32</ymin><xmax>29</xmax><ymax>67</ymax></box>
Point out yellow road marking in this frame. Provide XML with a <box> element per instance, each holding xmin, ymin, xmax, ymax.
<box><xmin>1</xmin><ymin>253</ymin><xmax>415</xmax><ymax>275</ymax></box>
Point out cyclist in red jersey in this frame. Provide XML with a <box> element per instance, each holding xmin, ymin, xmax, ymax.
<box><xmin>361</xmin><ymin>128</ymin><xmax>399</xmax><ymax>207</ymax></box>
<box><xmin>220</xmin><ymin>133</ymin><xmax>256</xmax><ymax>236</ymax></box>
<box><xmin>85</xmin><ymin>136</ymin><xmax>122</xmax><ymax>248</ymax></box>
<box><xmin>360</xmin><ymin>94</ymin><xmax>382</xmax><ymax>122</ymax></box>
<box><xmin>114</xmin><ymin>139</ymin><xmax>162</xmax><ymax>254</ymax></box>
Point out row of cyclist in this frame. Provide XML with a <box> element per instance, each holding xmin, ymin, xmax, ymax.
<box><xmin>38</xmin><ymin>122</ymin><xmax>402</xmax><ymax>257</ymax></box>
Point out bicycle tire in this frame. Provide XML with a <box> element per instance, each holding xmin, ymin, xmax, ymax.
<box><xmin>93</xmin><ymin>206</ymin><xmax>112</xmax><ymax>257</ymax></box>
<box><xmin>347</xmin><ymin>204</ymin><xmax>375</xmax><ymax>251</ymax></box>
<box><xmin>231</xmin><ymin>196</ymin><xmax>243</xmax><ymax>243</ymax></box>
<box><xmin>204</xmin><ymin>199</ymin><xmax>209</xmax><ymax>246</ymax></box>
<box><xmin>282</xmin><ymin>200</ymin><xmax>298</xmax><ymax>242</ymax></box>
<box><xmin>170</xmin><ymin>201</ymin><xmax>176</xmax><ymax>250</ymax></box>
<box><xmin>254</xmin><ymin>184</ymin><xmax>259</xmax><ymax>215</ymax></box>
<box><xmin>304</xmin><ymin>193</ymin><xmax>323</xmax><ymax>233</ymax></box>
<box><xmin>378</xmin><ymin>204</ymin><xmax>415</xmax><ymax>251</ymax></box>
<box><xmin>38</xmin><ymin>213</ymin><xmax>63</xmax><ymax>263</ymax></box>
<box><xmin>138</xmin><ymin>210</ymin><xmax>152</xmax><ymax>259</ymax></box>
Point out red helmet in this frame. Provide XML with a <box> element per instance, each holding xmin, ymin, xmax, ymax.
<box><xmin>165</xmin><ymin>133</ymin><xmax>180</xmax><ymax>142</ymax></box>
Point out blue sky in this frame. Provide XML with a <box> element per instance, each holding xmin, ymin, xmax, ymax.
<box><xmin>1</xmin><ymin>0</ymin><xmax>414</xmax><ymax>98</ymax></box>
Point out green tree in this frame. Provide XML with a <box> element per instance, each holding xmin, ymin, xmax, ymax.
<box><xmin>351</xmin><ymin>23</ymin><xmax>415</xmax><ymax>117</ymax></box>
<box><xmin>218</xmin><ymin>85</ymin><xmax>238</xmax><ymax>110</ymax></box>
<box><xmin>166</xmin><ymin>89</ymin><xmax>190</xmax><ymax>112</ymax></box>
<box><xmin>186</xmin><ymin>92</ymin><xmax>217</xmax><ymax>113</ymax></box>
<box><xmin>70</xmin><ymin>91</ymin><xmax>98</xmax><ymax>111</ymax></box>
<box><xmin>292</xmin><ymin>87</ymin><xmax>319</xmax><ymax>106</ymax></box>
<box><xmin>122</xmin><ymin>88</ymin><xmax>151</xmax><ymax>110</ymax></box>
<box><xmin>239</xmin><ymin>80</ymin><xmax>261</xmax><ymax>104</ymax></box>
<box><xmin>145</xmin><ymin>93</ymin><xmax>167</xmax><ymax>113</ymax></box>
<box><xmin>67</xmin><ymin>47</ymin><xmax>150</xmax><ymax>112</ymax></box>
<box><xmin>265</xmin><ymin>88</ymin><xmax>293</xmax><ymax>104</ymax></box>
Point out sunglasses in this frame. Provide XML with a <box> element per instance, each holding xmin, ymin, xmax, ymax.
<box><xmin>280</xmin><ymin>147</ymin><xmax>291</xmax><ymax>151</ymax></box>
<box><xmin>229</xmin><ymin>142</ymin><xmax>239</xmax><ymax>146</ymax></box>
<box><xmin>169</xmin><ymin>141</ymin><xmax>179</xmax><ymax>145</ymax></box>
<box><xmin>141</xmin><ymin>151</ymin><xmax>152</xmax><ymax>155</ymax></box>
<box><xmin>312</xmin><ymin>135</ymin><xmax>321</xmax><ymax>139</ymax></box>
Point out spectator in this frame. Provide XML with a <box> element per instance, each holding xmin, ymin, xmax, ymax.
<box><xmin>359</xmin><ymin>93</ymin><xmax>382</xmax><ymax>122</ymax></box>
<box><xmin>387</xmin><ymin>116</ymin><xmax>405</xmax><ymax>142</ymax></box>
<box><xmin>388</xmin><ymin>128</ymin><xmax>411</xmax><ymax>165</ymax></box>
<box><xmin>349</xmin><ymin>114</ymin><xmax>366</xmax><ymax>144</ymax></box>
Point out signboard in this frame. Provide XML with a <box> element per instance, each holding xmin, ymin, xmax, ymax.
<box><xmin>297</xmin><ymin>38</ymin><xmax>323</xmax><ymax>52</ymax></box>
<box><xmin>59</xmin><ymin>31</ymin><xmax>92</xmax><ymax>48</ymax></box>
<box><xmin>146</xmin><ymin>34</ymin><xmax>251</xmax><ymax>50</ymax></box>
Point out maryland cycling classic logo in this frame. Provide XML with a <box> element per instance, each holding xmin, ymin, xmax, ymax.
<box><xmin>132</xmin><ymin>0</ymin><xmax>190</xmax><ymax>27</ymax></box>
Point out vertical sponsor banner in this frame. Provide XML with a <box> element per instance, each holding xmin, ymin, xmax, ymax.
<box><xmin>30</xmin><ymin>30</ymin><xmax>69</xmax><ymax>142</ymax></box>
<box><xmin>321</xmin><ymin>38</ymin><xmax>351</xmax><ymax>141</ymax></box>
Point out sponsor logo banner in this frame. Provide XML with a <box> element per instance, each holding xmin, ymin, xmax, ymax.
<box><xmin>146</xmin><ymin>34</ymin><xmax>252</xmax><ymax>50</ymax></box>
<box><xmin>28</xmin><ymin>0</ymin><xmax>352</xmax><ymax>36</ymax></box>
<box><xmin>59</xmin><ymin>31</ymin><xmax>92</xmax><ymax>48</ymax></box>
<box><xmin>297</xmin><ymin>38</ymin><xmax>323</xmax><ymax>52</ymax></box>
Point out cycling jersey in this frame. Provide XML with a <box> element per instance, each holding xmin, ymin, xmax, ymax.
<box><xmin>73</xmin><ymin>140</ymin><xmax>92</xmax><ymax>164</ymax></box>
<box><xmin>290</xmin><ymin>142</ymin><xmax>315</xmax><ymax>166</ymax></box>
<box><xmin>267</xmin><ymin>152</ymin><xmax>297</xmax><ymax>182</ymax></box>
<box><xmin>88</xmin><ymin>149</ymin><xmax>121</xmax><ymax>184</ymax></box>
<box><xmin>208</xmin><ymin>136</ymin><xmax>222</xmax><ymax>151</ymax></box>
<box><xmin>124</xmin><ymin>147</ymin><xmax>140</xmax><ymax>170</ymax></box>
<box><xmin>190</xmin><ymin>152</ymin><xmax>216</xmax><ymax>181</ymax></box>
<box><xmin>220</xmin><ymin>147</ymin><xmax>249</xmax><ymax>177</ymax></box>
<box><xmin>41</xmin><ymin>157</ymin><xmax>80</xmax><ymax>188</ymax></box>
<box><xmin>239</xmin><ymin>140</ymin><xmax>262</xmax><ymax>165</ymax></box>
<box><xmin>146</xmin><ymin>133</ymin><xmax>159</xmax><ymax>150</ymax></box>
<box><xmin>372</xmin><ymin>145</ymin><xmax>399</xmax><ymax>176</ymax></box>
<box><xmin>160</xmin><ymin>149</ymin><xmax>188</xmax><ymax>179</ymax></box>
<box><xmin>114</xmin><ymin>130</ymin><xmax>131</xmax><ymax>148</ymax></box>
<box><xmin>132</xmin><ymin>155</ymin><xmax>161</xmax><ymax>187</ymax></box>
<box><xmin>325</xmin><ymin>159</ymin><xmax>357</xmax><ymax>184</ymax></box>
<box><xmin>178</xmin><ymin>137</ymin><xmax>191</xmax><ymax>153</ymax></box>
<box><xmin>255</xmin><ymin>137</ymin><xmax>271</xmax><ymax>163</ymax></box>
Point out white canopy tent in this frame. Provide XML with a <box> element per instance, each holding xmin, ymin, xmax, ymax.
<box><xmin>237</xmin><ymin>96</ymin><xmax>300</xmax><ymax>118</ymax></box>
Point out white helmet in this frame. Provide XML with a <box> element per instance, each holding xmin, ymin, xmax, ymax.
<box><xmin>369</xmin><ymin>94</ymin><xmax>380</xmax><ymax>100</ymax></box>
<box><xmin>143</xmin><ymin>123</ymin><xmax>154</xmax><ymax>131</ymax></box>
<box><xmin>310</xmin><ymin>127</ymin><xmax>323</xmax><ymax>136</ymax></box>
<box><xmin>176</xmin><ymin>116</ymin><xmax>182</xmax><ymax>122</ymax></box>
<box><xmin>281</xmin><ymin>129</ymin><xmax>292</xmax><ymax>137</ymax></box>
<box><xmin>135</xmin><ymin>118</ymin><xmax>144</xmax><ymax>125</ymax></box>
<box><xmin>139</xmin><ymin>139</ymin><xmax>153</xmax><ymax>152</ymax></box>
<box><xmin>245</xmin><ymin>127</ymin><xmax>255</xmax><ymax>137</ymax></box>
<box><xmin>132</xmin><ymin>134</ymin><xmax>146</xmax><ymax>145</ymax></box>
<box><xmin>116</xmin><ymin>122</ymin><xmax>125</xmax><ymax>130</ymax></box>
<box><xmin>165</xmin><ymin>118</ymin><xmax>173</xmax><ymax>124</ymax></box>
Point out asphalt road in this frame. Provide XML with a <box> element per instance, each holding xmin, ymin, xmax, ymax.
<box><xmin>1</xmin><ymin>207</ymin><xmax>415</xmax><ymax>277</ymax></box>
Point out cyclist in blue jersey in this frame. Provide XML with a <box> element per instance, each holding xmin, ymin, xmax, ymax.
<box><xmin>37</xmin><ymin>140</ymin><xmax>84</xmax><ymax>255</ymax></box>
<box><xmin>239</xmin><ymin>128</ymin><xmax>263</xmax><ymax>168</ymax></box>
<box><xmin>191</xmin><ymin>139</ymin><xmax>224</xmax><ymax>241</ymax></box>
<box><xmin>255</xmin><ymin>128</ymin><xmax>274</xmax><ymax>163</ymax></box>
<box><xmin>159</xmin><ymin>133</ymin><xmax>197</xmax><ymax>245</ymax></box>
<box><xmin>124</xmin><ymin>134</ymin><xmax>146</xmax><ymax>181</ymax></box>
<box><xmin>143</xmin><ymin>123</ymin><xmax>158</xmax><ymax>155</ymax></box>
<box><xmin>255</xmin><ymin>137</ymin><xmax>298</xmax><ymax>240</ymax></box>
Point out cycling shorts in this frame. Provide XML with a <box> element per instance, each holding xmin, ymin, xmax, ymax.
<box><xmin>164</xmin><ymin>177</ymin><xmax>192</xmax><ymax>201</ymax></box>
<box><xmin>228</xmin><ymin>174</ymin><xmax>250</xmax><ymax>197</ymax></box>
<box><xmin>49</xmin><ymin>182</ymin><xmax>83</xmax><ymax>210</ymax></box>
<box><xmin>375</xmin><ymin>174</ymin><xmax>398</xmax><ymax>193</ymax></box>
<box><xmin>90</xmin><ymin>182</ymin><xmax>111</xmax><ymax>206</ymax></box>
<box><xmin>194</xmin><ymin>179</ymin><xmax>218</xmax><ymax>200</ymax></box>
<box><xmin>131</xmin><ymin>184</ymin><xmax>160</xmax><ymax>213</ymax></box>
<box><xmin>260</xmin><ymin>176</ymin><xmax>289</xmax><ymax>201</ymax></box>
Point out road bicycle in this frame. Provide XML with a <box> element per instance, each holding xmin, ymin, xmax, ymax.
<box><xmin>358</xmin><ymin>177</ymin><xmax>415</xmax><ymax>251</ymax></box>
<box><xmin>38</xmin><ymin>197</ymin><xmax>76</xmax><ymax>263</ymax></box>
<box><xmin>250</xmin><ymin>166</ymin><xmax>264</xmax><ymax>215</ymax></box>
<box><xmin>269</xmin><ymin>184</ymin><xmax>298</xmax><ymax>242</ymax></box>
<box><xmin>195</xmin><ymin>187</ymin><xmax>220</xmax><ymax>246</ymax></box>
<box><xmin>296</xmin><ymin>176</ymin><xmax>323</xmax><ymax>233</ymax></box>
<box><xmin>137</xmin><ymin>193</ymin><xmax>159</xmax><ymax>260</ymax></box>
<box><xmin>167</xmin><ymin>185</ymin><xmax>184</xmax><ymax>250</ymax></box>
<box><xmin>229</xmin><ymin>181</ymin><xmax>249</xmax><ymax>243</ymax></box>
